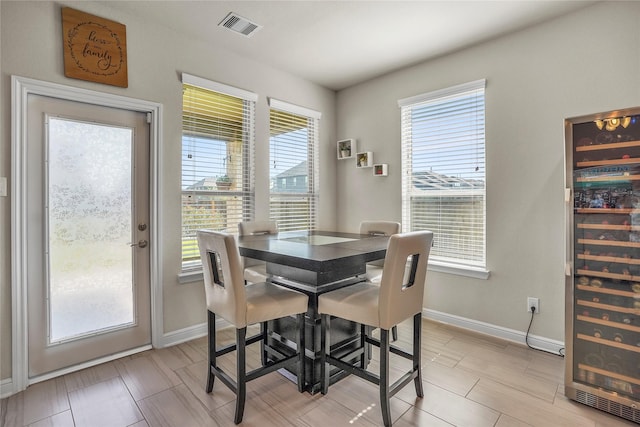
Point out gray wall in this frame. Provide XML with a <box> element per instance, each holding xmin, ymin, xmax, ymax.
<box><xmin>0</xmin><ymin>1</ymin><xmax>336</xmax><ymax>381</ymax></box>
<box><xmin>335</xmin><ymin>1</ymin><xmax>640</xmax><ymax>341</ymax></box>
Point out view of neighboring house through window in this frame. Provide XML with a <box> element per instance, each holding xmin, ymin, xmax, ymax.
<box><xmin>399</xmin><ymin>79</ymin><xmax>486</xmax><ymax>271</ymax></box>
<box><xmin>269</xmin><ymin>98</ymin><xmax>320</xmax><ymax>231</ymax></box>
<box><xmin>181</xmin><ymin>74</ymin><xmax>256</xmax><ymax>269</ymax></box>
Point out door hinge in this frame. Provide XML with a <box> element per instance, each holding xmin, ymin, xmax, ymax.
<box><xmin>146</xmin><ymin>112</ymin><xmax>152</xmax><ymax>124</ymax></box>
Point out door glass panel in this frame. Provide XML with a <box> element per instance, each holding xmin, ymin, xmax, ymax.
<box><xmin>47</xmin><ymin>117</ymin><xmax>134</xmax><ymax>343</ymax></box>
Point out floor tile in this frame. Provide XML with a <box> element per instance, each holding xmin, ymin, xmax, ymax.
<box><xmin>151</xmin><ymin>342</ymin><xmax>205</xmax><ymax>372</ymax></box>
<box><xmin>68</xmin><ymin>377</ymin><xmax>143</xmax><ymax>427</ymax></box>
<box><xmin>294</xmin><ymin>393</ymin><xmax>379</xmax><ymax>427</ymax></box>
<box><xmin>115</xmin><ymin>354</ymin><xmax>182</xmax><ymax>401</ymax></box>
<box><xmin>209</xmin><ymin>387</ymin><xmax>297</xmax><ymax>427</ymax></box>
<box><xmin>467</xmin><ymin>377</ymin><xmax>595</xmax><ymax>427</ymax></box>
<box><xmin>320</xmin><ymin>374</ymin><xmax>412</xmax><ymax>426</ymax></box>
<box><xmin>457</xmin><ymin>349</ymin><xmax>558</xmax><ymax>403</ymax></box>
<box><xmin>137</xmin><ymin>384</ymin><xmax>216</xmax><ymax>427</ymax></box>
<box><xmin>63</xmin><ymin>361</ymin><xmax>120</xmax><ymax>392</ymax></box>
<box><xmin>27</xmin><ymin>410</ymin><xmax>74</xmax><ymax>427</ymax></box>
<box><xmin>174</xmin><ymin>360</ymin><xmax>236</xmax><ymax>412</ymax></box>
<box><xmin>422</xmin><ymin>360</ymin><xmax>480</xmax><ymax>396</ymax></box>
<box><xmin>394</xmin><ymin>406</ymin><xmax>454</xmax><ymax>427</ymax></box>
<box><xmin>398</xmin><ymin>380</ymin><xmax>500</xmax><ymax>427</ymax></box>
<box><xmin>22</xmin><ymin>378</ymin><xmax>69</xmax><ymax>425</ymax></box>
<box><xmin>494</xmin><ymin>413</ymin><xmax>534</xmax><ymax>427</ymax></box>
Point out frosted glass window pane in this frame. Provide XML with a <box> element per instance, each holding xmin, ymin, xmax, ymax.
<box><xmin>47</xmin><ymin>117</ymin><xmax>134</xmax><ymax>343</ymax></box>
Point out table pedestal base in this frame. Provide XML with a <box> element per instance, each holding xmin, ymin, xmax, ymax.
<box><xmin>267</xmin><ymin>276</ymin><xmax>368</xmax><ymax>394</ymax></box>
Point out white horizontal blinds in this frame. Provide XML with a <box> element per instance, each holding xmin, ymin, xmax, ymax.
<box><xmin>400</xmin><ymin>79</ymin><xmax>486</xmax><ymax>268</ymax></box>
<box><xmin>181</xmin><ymin>75</ymin><xmax>256</xmax><ymax>267</ymax></box>
<box><xmin>268</xmin><ymin>98</ymin><xmax>320</xmax><ymax>231</ymax></box>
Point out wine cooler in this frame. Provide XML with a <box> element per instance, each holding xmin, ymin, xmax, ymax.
<box><xmin>565</xmin><ymin>108</ymin><xmax>640</xmax><ymax>423</ymax></box>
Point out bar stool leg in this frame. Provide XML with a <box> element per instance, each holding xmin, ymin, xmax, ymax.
<box><xmin>206</xmin><ymin>310</ymin><xmax>216</xmax><ymax>393</ymax></box>
<box><xmin>359</xmin><ymin>323</ymin><xmax>367</xmax><ymax>368</ymax></box>
<box><xmin>320</xmin><ymin>314</ymin><xmax>330</xmax><ymax>395</ymax></box>
<box><xmin>413</xmin><ymin>313</ymin><xmax>424</xmax><ymax>397</ymax></box>
<box><xmin>297</xmin><ymin>313</ymin><xmax>306</xmax><ymax>392</ymax></box>
<box><xmin>379</xmin><ymin>328</ymin><xmax>391</xmax><ymax>427</ymax></box>
<box><xmin>235</xmin><ymin>327</ymin><xmax>247</xmax><ymax>424</ymax></box>
<box><xmin>260</xmin><ymin>321</ymin><xmax>268</xmax><ymax>366</ymax></box>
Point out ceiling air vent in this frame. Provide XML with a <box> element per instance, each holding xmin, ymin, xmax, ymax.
<box><xmin>218</xmin><ymin>12</ymin><xmax>262</xmax><ymax>38</ymax></box>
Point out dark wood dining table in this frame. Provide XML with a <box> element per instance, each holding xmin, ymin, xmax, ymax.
<box><xmin>237</xmin><ymin>230</ymin><xmax>389</xmax><ymax>393</ymax></box>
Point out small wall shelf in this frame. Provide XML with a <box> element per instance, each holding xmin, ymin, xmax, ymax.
<box><xmin>356</xmin><ymin>152</ymin><xmax>373</xmax><ymax>168</ymax></box>
<box><xmin>337</xmin><ymin>139</ymin><xmax>356</xmax><ymax>159</ymax></box>
<box><xmin>373</xmin><ymin>164</ymin><xmax>388</xmax><ymax>176</ymax></box>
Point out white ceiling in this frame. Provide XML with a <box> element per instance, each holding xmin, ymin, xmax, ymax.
<box><xmin>105</xmin><ymin>0</ymin><xmax>595</xmax><ymax>91</ymax></box>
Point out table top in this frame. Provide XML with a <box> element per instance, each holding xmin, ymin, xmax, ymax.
<box><xmin>237</xmin><ymin>230</ymin><xmax>389</xmax><ymax>288</ymax></box>
<box><xmin>237</xmin><ymin>230</ymin><xmax>388</xmax><ymax>265</ymax></box>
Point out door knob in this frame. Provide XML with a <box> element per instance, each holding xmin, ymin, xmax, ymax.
<box><xmin>130</xmin><ymin>240</ymin><xmax>148</xmax><ymax>248</ymax></box>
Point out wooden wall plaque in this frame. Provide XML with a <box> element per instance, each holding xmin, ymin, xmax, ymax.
<box><xmin>62</xmin><ymin>7</ymin><xmax>128</xmax><ymax>88</ymax></box>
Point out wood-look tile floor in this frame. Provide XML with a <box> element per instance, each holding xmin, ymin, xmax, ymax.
<box><xmin>1</xmin><ymin>319</ymin><xmax>637</xmax><ymax>427</ymax></box>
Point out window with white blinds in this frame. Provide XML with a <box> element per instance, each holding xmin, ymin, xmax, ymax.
<box><xmin>399</xmin><ymin>79</ymin><xmax>486</xmax><ymax>270</ymax></box>
<box><xmin>181</xmin><ymin>73</ymin><xmax>257</xmax><ymax>269</ymax></box>
<box><xmin>268</xmin><ymin>98</ymin><xmax>320</xmax><ymax>231</ymax></box>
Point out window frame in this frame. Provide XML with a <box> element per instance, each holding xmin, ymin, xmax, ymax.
<box><xmin>399</xmin><ymin>79</ymin><xmax>489</xmax><ymax>279</ymax></box>
<box><xmin>180</xmin><ymin>73</ymin><xmax>257</xmax><ymax>277</ymax></box>
<box><xmin>268</xmin><ymin>98</ymin><xmax>321</xmax><ymax>232</ymax></box>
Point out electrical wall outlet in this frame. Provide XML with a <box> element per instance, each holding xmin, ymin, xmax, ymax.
<box><xmin>527</xmin><ymin>297</ymin><xmax>540</xmax><ymax>314</ymax></box>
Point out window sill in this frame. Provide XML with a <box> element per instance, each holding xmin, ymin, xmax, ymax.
<box><xmin>428</xmin><ymin>261</ymin><xmax>490</xmax><ymax>280</ymax></box>
<box><xmin>178</xmin><ymin>269</ymin><xmax>203</xmax><ymax>284</ymax></box>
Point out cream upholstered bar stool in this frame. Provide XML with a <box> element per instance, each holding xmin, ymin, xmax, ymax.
<box><xmin>237</xmin><ymin>220</ymin><xmax>278</xmax><ymax>283</ymax></box>
<box><xmin>359</xmin><ymin>220</ymin><xmax>401</xmax><ymax>341</ymax></box>
<box><xmin>197</xmin><ymin>230</ymin><xmax>308</xmax><ymax>425</ymax></box>
<box><xmin>318</xmin><ymin>231</ymin><xmax>433</xmax><ymax>427</ymax></box>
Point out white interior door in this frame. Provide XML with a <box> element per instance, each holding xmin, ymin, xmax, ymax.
<box><xmin>26</xmin><ymin>94</ymin><xmax>151</xmax><ymax>378</ymax></box>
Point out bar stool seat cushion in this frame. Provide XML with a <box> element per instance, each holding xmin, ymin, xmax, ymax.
<box><xmin>245</xmin><ymin>282</ymin><xmax>308</xmax><ymax>325</ymax></box>
<box><xmin>318</xmin><ymin>282</ymin><xmax>380</xmax><ymax>327</ymax></box>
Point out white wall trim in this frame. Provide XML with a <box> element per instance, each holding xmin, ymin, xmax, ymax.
<box><xmin>10</xmin><ymin>75</ymin><xmax>164</xmax><ymax>394</ymax></box>
<box><xmin>0</xmin><ymin>378</ymin><xmax>14</xmax><ymax>399</ymax></box>
<box><xmin>428</xmin><ymin>261</ymin><xmax>490</xmax><ymax>280</ymax></box>
<box><xmin>398</xmin><ymin>78</ymin><xmax>486</xmax><ymax>107</ymax></box>
<box><xmin>158</xmin><ymin>318</ymin><xmax>231</xmax><ymax>348</ymax></box>
<box><xmin>424</xmin><ymin>308</ymin><xmax>565</xmax><ymax>356</ymax></box>
<box><xmin>182</xmin><ymin>72</ymin><xmax>258</xmax><ymax>102</ymax></box>
<box><xmin>268</xmin><ymin>97</ymin><xmax>322</xmax><ymax>119</ymax></box>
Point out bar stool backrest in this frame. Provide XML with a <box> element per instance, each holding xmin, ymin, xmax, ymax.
<box><xmin>197</xmin><ymin>230</ymin><xmax>248</xmax><ymax>327</ymax></box>
<box><xmin>359</xmin><ymin>220</ymin><xmax>400</xmax><ymax>236</ymax></box>
<box><xmin>378</xmin><ymin>231</ymin><xmax>433</xmax><ymax>330</ymax></box>
<box><xmin>238</xmin><ymin>221</ymin><xmax>278</xmax><ymax>268</ymax></box>
<box><xmin>359</xmin><ymin>221</ymin><xmax>401</xmax><ymax>267</ymax></box>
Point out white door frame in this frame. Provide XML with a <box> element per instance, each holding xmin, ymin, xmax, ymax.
<box><xmin>10</xmin><ymin>75</ymin><xmax>164</xmax><ymax>393</ymax></box>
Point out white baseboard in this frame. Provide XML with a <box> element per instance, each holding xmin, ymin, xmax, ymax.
<box><xmin>1</xmin><ymin>377</ymin><xmax>14</xmax><ymax>399</ymax></box>
<box><xmin>424</xmin><ymin>308</ymin><xmax>565</xmax><ymax>356</ymax></box>
<box><xmin>159</xmin><ymin>318</ymin><xmax>230</xmax><ymax>348</ymax></box>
